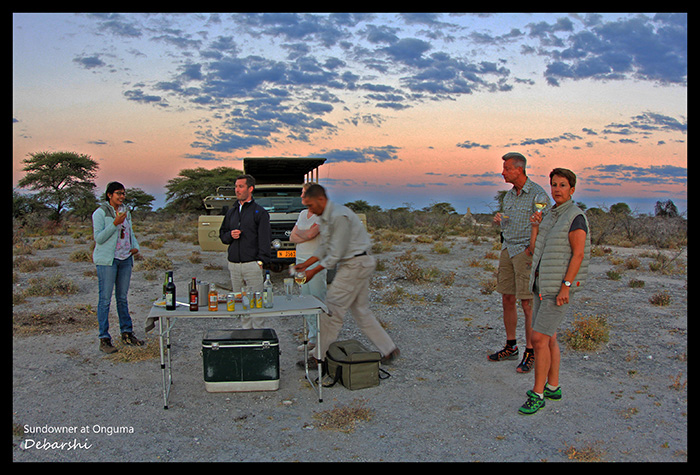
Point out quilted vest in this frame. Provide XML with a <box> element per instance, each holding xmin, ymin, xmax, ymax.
<box><xmin>529</xmin><ymin>199</ymin><xmax>591</xmax><ymax>297</ymax></box>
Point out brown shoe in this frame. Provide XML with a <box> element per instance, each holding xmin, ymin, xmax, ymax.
<box><xmin>381</xmin><ymin>347</ymin><xmax>400</xmax><ymax>364</ymax></box>
<box><xmin>100</xmin><ymin>338</ymin><xmax>118</xmax><ymax>354</ymax></box>
<box><xmin>121</xmin><ymin>332</ymin><xmax>145</xmax><ymax>346</ymax></box>
<box><xmin>297</xmin><ymin>357</ymin><xmax>320</xmax><ymax>370</ymax></box>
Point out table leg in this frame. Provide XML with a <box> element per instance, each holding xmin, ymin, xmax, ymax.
<box><xmin>303</xmin><ymin>313</ymin><xmax>323</xmax><ymax>402</ymax></box>
<box><xmin>159</xmin><ymin>316</ymin><xmax>173</xmax><ymax>409</ymax></box>
<box><xmin>316</xmin><ymin>311</ymin><xmax>323</xmax><ymax>402</ymax></box>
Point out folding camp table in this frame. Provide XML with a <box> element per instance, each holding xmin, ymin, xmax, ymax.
<box><xmin>145</xmin><ymin>295</ymin><xmax>326</xmax><ymax>409</ymax></box>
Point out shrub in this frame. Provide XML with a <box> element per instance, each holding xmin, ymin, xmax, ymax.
<box><xmin>649</xmin><ymin>292</ymin><xmax>671</xmax><ymax>306</ymax></box>
<box><xmin>563</xmin><ymin>314</ymin><xmax>610</xmax><ymax>351</ymax></box>
<box><xmin>628</xmin><ymin>279</ymin><xmax>646</xmax><ymax>288</ymax></box>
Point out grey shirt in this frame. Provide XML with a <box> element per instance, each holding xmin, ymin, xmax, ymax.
<box><xmin>314</xmin><ymin>200</ymin><xmax>371</xmax><ymax>270</ymax></box>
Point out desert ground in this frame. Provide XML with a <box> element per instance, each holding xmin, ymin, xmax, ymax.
<box><xmin>12</xmin><ymin>219</ymin><xmax>687</xmax><ymax>462</ymax></box>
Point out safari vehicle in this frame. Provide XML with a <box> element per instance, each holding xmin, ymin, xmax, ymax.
<box><xmin>198</xmin><ymin>157</ymin><xmax>326</xmax><ymax>271</ymax></box>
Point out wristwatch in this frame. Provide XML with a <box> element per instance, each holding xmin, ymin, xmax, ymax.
<box><xmin>562</xmin><ymin>280</ymin><xmax>571</xmax><ymax>287</ymax></box>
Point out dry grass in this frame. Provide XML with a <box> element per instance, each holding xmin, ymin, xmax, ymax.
<box><xmin>563</xmin><ymin>314</ymin><xmax>610</xmax><ymax>352</ymax></box>
<box><xmin>562</xmin><ymin>441</ymin><xmax>607</xmax><ymax>461</ymax></box>
<box><xmin>312</xmin><ymin>398</ymin><xmax>374</xmax><ymax>433</ymax></box>
<box><xmin>13</xmin><ymin>304</ymin><xmax>97</xmax><ymax>336</ymax></box>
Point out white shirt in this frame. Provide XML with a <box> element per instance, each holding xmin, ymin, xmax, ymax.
<box><xmin>294</xmin><ymin>209</ymin><xmax>321</xmax><ymax>261</ymax></box>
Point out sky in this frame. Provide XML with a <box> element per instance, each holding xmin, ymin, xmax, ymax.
<box><xmin>13</xmin><ymin>12</ymin><xmax>687</xmax><ymax>215</ymax></box>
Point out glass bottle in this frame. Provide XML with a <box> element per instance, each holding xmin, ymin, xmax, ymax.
<box><xmin>208</xmin><ymin>284</ymin><xmax>218</xmax><ymax>311</ymax></box>
<box><xmin>189</xmin><ymin>277</ymin><xmax>198</xmax><ymax>311</ymax></box>
<box><xmin>165</xmin><ymin>271</ymin><xmax>176</xmax><ymax>311</ymax></box>
<box><xmin>263</xmin><ymin>271</ymin><xmax>273</xmax><ymax>308</ymax></box>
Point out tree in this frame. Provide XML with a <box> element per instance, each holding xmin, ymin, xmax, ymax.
<box><xmin>18</xmin><ymin>151</ymin><xmax>98</xmax><ymax>221</ymax></box>
<box><xmin>654</xmin><ymin>199</ymin><xmax>679</xmax><ymax>217</ymax></box>
<box><xmin>423</xmin><ymin>202</ymin><xmax>456</xmax><ymax>214</ymax></box>
<box><xmin>164</xmin><ymin>166</ymin><xmax>243</xmax><ymax>213</ymax></box>
<box><xmin>69</xmin><ymin>188</ymin><xmax>99</xmax><ymax>222</ymax></box>
<box><xmin>345</xmin><ymin>200</ymin><xmax>381</xmax><ymax>213</ymax></box>
<box><xmin>123</xmin><ymin>188</ymin><xmax>156</xmax><ymax>215</ymax></box>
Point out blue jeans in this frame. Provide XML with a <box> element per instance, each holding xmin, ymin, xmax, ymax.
<box><xmin>96</xmin><ymin>256</ymin><xmax>134</xmax><ymax>340</ymax></box>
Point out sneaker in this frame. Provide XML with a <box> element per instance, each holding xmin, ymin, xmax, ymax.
<box><xmin>544</xmin><ymin>385</ymin><xmax>562</xmax><ymax>400</ymax></box>
<box><xmin>99</xmin><ymin>338</ymin><xmax>118</xmax><ymax>354</ymax></box>
<box><xmin>381</xmin><ymin>347</ymin><xmax>401</xmax><ymax>364</ymax></box>
<box><xmin>121</xmin><ymin>332</ymin><xmax>145</xmax><ymax>346</ymax></box>
<box><xmin>297</xmin><ymin>342</ymin><xmax>316</xmax><ymax>352</ymax></box>
<box><xmin>516</xmin><ymin>349</ymin><xmax>535</xmax><ymax>373</ymax></box>
<box><xmin>488</xmin><ymin>344</ymin><xmax>519</xmax><ymax>362</ymax></box>
<box><xmin>296</xmin><ymin>356</ymin><xmax>319</xmax><ymax>370</ymax></box>
<box><xmin>518</xmin><ymin>390</ymin><xmax>546</xmax><ymax>415</ymax></box>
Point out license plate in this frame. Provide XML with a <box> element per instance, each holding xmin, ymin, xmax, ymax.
<box><xmin>277</xmin><ymin>250</ymin><xmax>296</xmax><ymax>258</ymax></box>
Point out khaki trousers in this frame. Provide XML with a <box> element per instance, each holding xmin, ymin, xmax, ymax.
<box><xmin>317</xmin><ymin>254</ymin><xmax>396</xmax><ymax>359</ymax></box>
<box><xmin>228</xmin><ymin>261</ymin><xmax>264</xmax><ymax>329</ymax></box>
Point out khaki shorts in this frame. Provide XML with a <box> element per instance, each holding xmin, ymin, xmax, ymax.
<box><xmin>496</xmin><ymin>248</ymin><xmax>533</xmax><ymax>300</ymax></box>
<box><xmin>532</xmin><ymin>295</ymin><xmax>569</xmax><ymax>336</ymax></box>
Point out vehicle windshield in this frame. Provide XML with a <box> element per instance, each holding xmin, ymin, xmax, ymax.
<box><xmin>255</xmin><ymin>192</ymin><xmax>306</xmax><ymax>213</ymax></box>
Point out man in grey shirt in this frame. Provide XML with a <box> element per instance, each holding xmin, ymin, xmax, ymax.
<box><xmin>490</xmin><ymin>152</ymin><xmax>550</xmax><ymax>373</ymax></box>
<box><xmin>295</xmin><ymin>184</ymin><xmax>400</xmax><ymax>366</ymax></box>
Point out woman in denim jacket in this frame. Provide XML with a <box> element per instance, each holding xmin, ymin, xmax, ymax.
<box><xmin>92</xmin><ymin>181</ymin><xmax>143</xmax><ymax>353</ymax></box>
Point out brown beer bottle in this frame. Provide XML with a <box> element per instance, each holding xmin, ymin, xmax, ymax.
<box><xmin>189</xmin><ymin>278</ymin><xmax>198</xmax><ymax>311</ymax></box>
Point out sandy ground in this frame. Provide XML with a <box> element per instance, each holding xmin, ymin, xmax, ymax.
<box><xmin>12</xmin><ymin>229</ymin><xmax>687</xmax><ymax>462</ymax></box>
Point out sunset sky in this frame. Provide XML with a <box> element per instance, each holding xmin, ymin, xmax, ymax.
<box><xmin>13</xmin><ymin>12</ymin><xmax>687</xmax><ymax>215</ymax></box>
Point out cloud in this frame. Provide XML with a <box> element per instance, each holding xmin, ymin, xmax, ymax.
<box><xmin>318</xmin><ymin>146</ymin><xmax>400</xmax><ymax>163</ymax></box>
<box><xmin>73</xmin><ymin>13</ymin><xmax>686</xmax><ymax>158</ymax></box>
<box><xmin>584</xmin><ymin>163</ymin><xmax>687</xmax><ymax>187</ymax></box>
<box><xmin>73</xmin><ymin>55</ymin><xmax>106</xmax><ymax>69</ymax></box>
<box><xmin>456</xmin><ymin>140</ymin><xmax>491</xmax><ymax>150</ymax></box>
<box><xmin>541</xmin><ymin>14</ymin><xmax>687</xmax><ymax>85</ymax></box>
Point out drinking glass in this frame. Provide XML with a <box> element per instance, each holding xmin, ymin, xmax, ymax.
<box><xmin>294</xmin><ymin>271</ymin><xmax>306</xmax><ymax>295</ymax></box>
<box><xmin>284</xmin><ymin>278</ymin><xmax>294</xmax><ymax>300</ymax></box>
<box><xmin>534</xmin><ymin>193</ymin><xmax>548</xmax><ymax>213</ymax></box>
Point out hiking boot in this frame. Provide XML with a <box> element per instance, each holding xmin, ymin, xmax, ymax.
<box><xmin>516</xmin><ymin>349</ymin><xmax>535</xmax><ymax>373</ymax></box>
<box><xmin>99</xmin><ymin>338</ymin><xmax>118</xmax><ymax>354</ymax></box>
<box><xmin>488</xmin><ymin>344</ymin><xmax>519</xmax><ymax>362</ymax></box>
<box><xmin>544</xmin><ymin>385</ymin><xmax>562</xmax><ymax>400</ymax></box>
<box><xmin>518</xmin><ymin>390</ymin><xmax>546</xmax><ymax>415</ymax></box>
<box><xmin>121</xmin><ymin>332</ymin><xmax>145</xmax><ymax>346</ymax></box>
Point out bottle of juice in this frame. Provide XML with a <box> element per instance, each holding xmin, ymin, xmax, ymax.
<box><xmin>208</xmin><ymin>284</ymin><xmax>218</xmax><ymax>311</ymax></box>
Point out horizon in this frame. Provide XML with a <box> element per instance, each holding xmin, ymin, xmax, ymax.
<box><xmin>13</xmin><ymin>13</ymin><xmax>687</xmax><ymax>217</ymax></box>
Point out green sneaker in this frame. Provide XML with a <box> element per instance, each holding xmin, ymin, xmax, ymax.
<box><xmin>518</xmin><ymin>390</ymin><xmax>545</xmax><ymax>415</ymax></box>
<box><xmin>544</xmin><ymin>385</ymin><xmax>562</xmax><ymax>400</ymax></box>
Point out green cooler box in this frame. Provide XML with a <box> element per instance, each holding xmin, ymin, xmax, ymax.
<box><xmin>202</xmin><ymin>329</ymin><xmax>280</xmax><ymax>392</ymax></box>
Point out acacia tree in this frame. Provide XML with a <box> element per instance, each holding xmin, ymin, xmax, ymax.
<box><xmin>18</xmin><ymin>151</ymin><xmax>98</xmax><ymax>222</ymax></box>
<box><xmin>164</xmin><ymin>166</ymin><xmax>242</xmax><ymax>213</ymax></box>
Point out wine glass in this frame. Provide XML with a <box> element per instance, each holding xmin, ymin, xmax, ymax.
<box><xmin>534</xmin><ymin>194</ymin><xmax>548</xmax><ymax>213</ymax></box>
<box><xmin>294</xmin><ymin>270</ymin><xmax>306</xmax><ymax>295</ymax></box>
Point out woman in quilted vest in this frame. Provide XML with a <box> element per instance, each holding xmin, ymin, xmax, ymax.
<box><xmin>518</xmin><ymin>168</ymin><xmax>591</xmax><ymax>415</ymax></box>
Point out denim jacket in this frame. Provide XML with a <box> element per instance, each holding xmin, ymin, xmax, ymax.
<box><xmin>92</xmin><ymin>203</ymin><xmax>140</xmax><ymax>266</ymax></box>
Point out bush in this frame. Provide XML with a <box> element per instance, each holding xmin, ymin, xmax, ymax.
<box><xmin>564</xmin><ymin>314</ymin><xmax>610</xmax><ymax>351</ymax></box>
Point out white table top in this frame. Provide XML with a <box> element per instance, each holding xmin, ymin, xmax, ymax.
<box><xmin>145</xmin><ymin>295</ymin><xmax>327</xmax><ymax>332</ymax></box>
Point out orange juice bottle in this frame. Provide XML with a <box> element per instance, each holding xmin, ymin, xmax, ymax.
<box><xmin>208</xmin><ymin>284</ymin><xmax>218</xmax><ymax>311</ymax></box>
